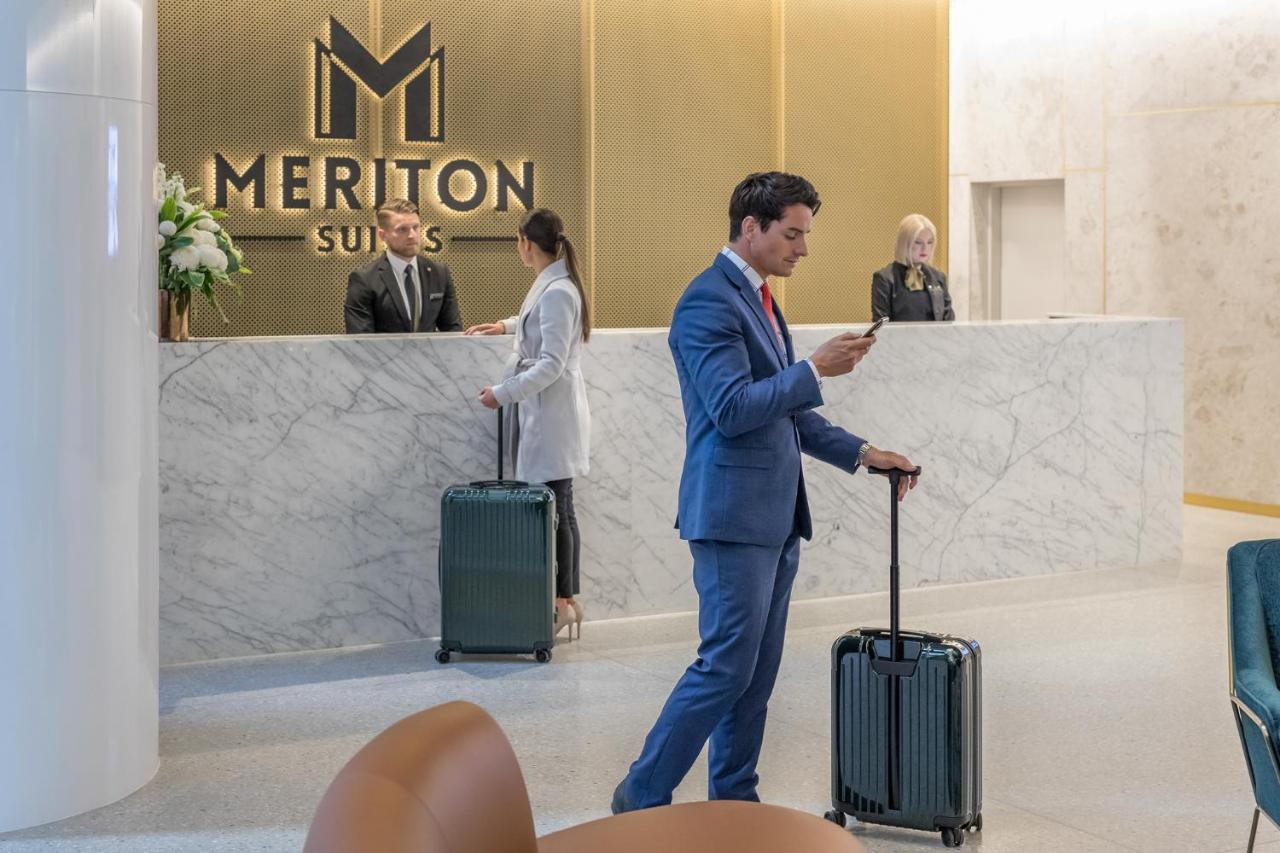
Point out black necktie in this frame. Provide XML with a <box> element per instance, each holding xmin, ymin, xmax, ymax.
<box><xmin>404</xmin><ymin>264</ymin><xmax>418</xmax><ymax>331</ymax></box>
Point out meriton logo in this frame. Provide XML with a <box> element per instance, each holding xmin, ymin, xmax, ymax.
<box><xmin>209</xmin><ymin>13</ymin><xmax>535</xmax><ymax>253</ymax></box>
<box><xmin>314</xmin><ymin>16</ymin><xmax>444</xmax><ymax>143</ymax></box>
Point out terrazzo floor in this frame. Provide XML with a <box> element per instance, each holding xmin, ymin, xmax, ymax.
<box><xmin>3</xmin><ymin>505</ymin><xmax>1279</xmax><ymax>852</ymax></box>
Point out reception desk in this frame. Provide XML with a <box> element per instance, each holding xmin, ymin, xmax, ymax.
<box><xmin>159</xmin><ymin>318</ymin><xmax>1183</xmax><ymax>664</ymax></box>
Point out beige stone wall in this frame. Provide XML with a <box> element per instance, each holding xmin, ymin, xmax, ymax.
<box><xmin>949</xmin><ymin>0</ymin><xmax>1280</xmax><ymax>507</ymax></box>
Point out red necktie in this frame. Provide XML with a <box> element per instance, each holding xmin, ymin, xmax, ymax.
<box><xmin>760</xmin><ymin>281</ymin><xmax>782</xmax><ymax>339</ymax></box>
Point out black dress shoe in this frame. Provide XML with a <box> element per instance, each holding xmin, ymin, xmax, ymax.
<box><xmin>610</xmin><ymin>780</ymin><xmax>632</xmax><ymax>815</ymax></box>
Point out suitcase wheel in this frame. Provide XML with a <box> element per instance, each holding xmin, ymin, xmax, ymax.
<box><xmin>967</xmin><ymin>814</ymin><xmax>983</xmax><ymax>833</ymax></box>
<box><xmin>535</xmin><ymin>648</ymin><xmax>552</xmax><ymax>664</ymax></box>
<box><xmin>942</xmin><ymin>827</ymin><xmax>964</xmax><ymax>847</ymax></box>
<box><xmin>822</xmin><ymin>810</ymin><xmax>846</xmax><ymax>828</ymax></box>
<box><xmin>435</xmin><ymin>649</ymin><xmax>451</xmax><ymax>664</ymax></box>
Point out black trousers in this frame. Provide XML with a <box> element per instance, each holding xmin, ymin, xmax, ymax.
<box><xmin>545</xmin><ymin>478</ymin><xmax>581</xmax><ymax>598</ymax></box>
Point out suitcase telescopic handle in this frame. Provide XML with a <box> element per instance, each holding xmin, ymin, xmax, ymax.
<box><xmin>867</xmin><ymin>465</ymin><xmax>923</xmax><ymax>479</ymax></box>
<box><xmin>497</xmin><ymin>406</ymin><xmax>505</xmax><ymax>481</ymax></box>
<box><xmin>865</xmin><ymin>463</ymin><xmax>922</xmax><ymax>814</ymax></box>
<box><xmin>866</xmin><ymin>465</ymin><xmax>922</xmax><ymax>664</ymax></box>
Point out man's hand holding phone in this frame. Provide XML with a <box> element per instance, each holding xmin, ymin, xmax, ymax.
<box><xmin>810</xmin><ymin>318</ymin><xmax>886</xmax><ymax>378</ymax></box>
<box><xmin>811</xmin><ymin>332</ymin><xmax>873</xmax><ymax>377</ymax></box>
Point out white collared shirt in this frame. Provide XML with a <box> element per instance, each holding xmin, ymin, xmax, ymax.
<box><xmin>386</xmin><ymin>251</ymin><xmax>420</xmax><ymax>328</ymax></box>
<box><xmin>720</xmin><ymin>246</ymin><xmax>822</xmax><ymax>385</ymax></box>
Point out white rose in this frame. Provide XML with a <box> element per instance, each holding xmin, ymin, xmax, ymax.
<box><xmin>181</xmin><ymin>228</ymin><xmax>216</xmax><ymax>247</ymax></box>
<box><xmin>170</xmin><ymin>245</ymin><xmax>202</xmax><ymax>271</ymax></box>
<box><xmin>177</xmin><ymin>201</ymin><xmax>194</xmax><ymax>217</ymax></box>
<box><xmin>198</xmin><ymin>246</ymin><xmax>228</xmax><ymax>272</ymax></box>
<box><xmin>155</xmin><ymin>234</ymin><xmax>165</xmax><ymax>250</ymax></box>
<box><xmin>158</xmin><ymin>220</ymin><xmax>177</xmax><ymax>237</ymax></box>
<box><xmin>195</xmin><ymin>218</ymin><xmax>221</xmax><ymax>233</ymax></box>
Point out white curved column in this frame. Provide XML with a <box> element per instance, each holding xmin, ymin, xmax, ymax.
<box><xmin>0</xmin><ymin>0</ymin><xmax>159</xmax><ymax>832</ymax></box>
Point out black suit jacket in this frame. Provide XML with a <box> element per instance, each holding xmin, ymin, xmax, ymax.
<box><xmin>871</xmin><ymin>262</ymin><xmax>955</xmax><ymax>322</ymax></box>
<box><xmin>344</xmin><ymin>253</ymin><xmax>463</xmax><ymax>333</ymax></box>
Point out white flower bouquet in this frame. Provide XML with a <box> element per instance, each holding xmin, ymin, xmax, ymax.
<box><xmin>156</xmin><ymin>164</ymin><xmax>250</xmax><ymax>329</ymax></box>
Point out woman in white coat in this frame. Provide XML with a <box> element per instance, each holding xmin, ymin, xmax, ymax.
<box><xmin>466</xmin><ymin>208</ymin><xmax>591</xmax><ymax>639</ymax></box>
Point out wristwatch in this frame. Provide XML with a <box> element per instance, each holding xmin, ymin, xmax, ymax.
<box><xmin>857</xmin><ymin>441</ymin><xmax>872</xmax><ymax>467</ymax></box>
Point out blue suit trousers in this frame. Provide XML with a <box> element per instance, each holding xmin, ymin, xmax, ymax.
<box><xmin>622</xmin><ymin>530</ymin><xmax>803</xmax><ymax>806</ymax></box>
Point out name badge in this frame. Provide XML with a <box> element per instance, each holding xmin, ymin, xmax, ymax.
<box><xmin>428</xmin><ymin>293</ymin><xmax>443</xmax><ymax>301</ymax></box>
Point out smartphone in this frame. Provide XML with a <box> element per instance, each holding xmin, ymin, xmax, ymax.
<box><xmin>860</xmin><ymin>317</ymin><xmax>887</xmax><ymax>338</ymax></box>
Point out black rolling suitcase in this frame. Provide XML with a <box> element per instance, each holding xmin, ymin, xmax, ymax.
<box><xmin>436</xmin><ymin>408</ymin><xmax>557</xmax><ymax>664</ymax></box>
<box><xmin>824</xmin><ymin>465</ymin><xmax>983</xmax><ymax>848</ymax></box>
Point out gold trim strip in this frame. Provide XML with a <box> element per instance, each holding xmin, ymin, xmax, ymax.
<box><xmin>1101</xmin><ymin>146</ymin><xmax>1109</xmax><ymax>314</ymax></box>
<box><xmin>1114</xmin><ymin>100</ymin><xmax>1280</xmax><ymax>119</ymax></box>
<box><xmin>771</xmin><ymin>0</ymin><xmax>786</xmax><ymax>310</ymax></box>
<box><xmin>773</xmin><ymin>0</ymin><xmax>785</xmax><ymax>172</ymax></box>
<box><xmin>938</xmin><ymin>0</ymin><xmax>949</xmax><ymax>275</ymax></box>
<box><xmin>1185</xmin><ymin>493</ymin><xmax>1280</xmax><ymax>519</ymax></box>
<box><xmin>370</xmin><ymin>0</ymin><xmax>382</xmax><ymax>156</ymax></box>
<box><xmin>1101</xmin><ymin>44</ymin><xmax>1110</xmax><ymax>316</ymax></box>
<box><xmin>584</xmin><ymin>0</ymin><xmax>596</xmax><ymax>322</ymax></box>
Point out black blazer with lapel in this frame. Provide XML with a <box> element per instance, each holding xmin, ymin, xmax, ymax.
<box><xmin>344</xmin><ymin>253</ymin><xmax>463</xmax><ymax>333</ymax></box>
<box><xmin>871</xmin><ymin>262</ymin><xmax>955</xmax><ymax>322</ymax></box>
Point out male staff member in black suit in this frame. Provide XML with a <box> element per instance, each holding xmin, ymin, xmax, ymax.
<box><xmin>344</xmin><ymin>198</ymin><xmax>463</xmax><ymax>333</ymax></box>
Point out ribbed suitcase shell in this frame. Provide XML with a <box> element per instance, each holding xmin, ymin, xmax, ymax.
<box><xmin>831</xmin><ymin>628</ymin><xmax>982</xmax><ymax>833</ymax></box>
<box><xmin>438</xmin><ymin>481</ymin><xmax>555</xmax><ymax>656</ymax></box>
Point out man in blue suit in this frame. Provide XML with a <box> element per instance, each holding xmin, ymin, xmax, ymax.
<box><xmin>613</xmin><ymin>172</ymin><xmax>918</xmax><ymax>812</ymax></box>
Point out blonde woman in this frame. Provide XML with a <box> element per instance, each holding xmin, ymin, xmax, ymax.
<box><xmin>871</xmin><ymin>214</ymin><xmax>954</xmax><ymax>322</ymax></box>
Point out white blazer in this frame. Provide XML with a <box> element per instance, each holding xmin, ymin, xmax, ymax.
<box><xmin>491</xmin><ymin>259</ymin><xmax>590</xmax><ymax>484</ymax></box>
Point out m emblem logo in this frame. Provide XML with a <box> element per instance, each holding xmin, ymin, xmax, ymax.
<box><xmin>314</xmin><ymin>16</ymin><xmax>444</xmax><ymax>142</ymax></box>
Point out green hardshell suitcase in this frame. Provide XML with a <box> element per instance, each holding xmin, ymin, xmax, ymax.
<box><xmin>824</xmin><ymin>466</ymin><xmax>983</xmax><ymax>848</ymax></box>
<box><xmin>436</xmin><ymin>409</ymin><xmax>556</xmax><ymax>664</ymax></box>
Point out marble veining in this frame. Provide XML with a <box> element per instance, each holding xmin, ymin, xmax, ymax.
<box><xmin>160</xmin><ymin>319</ymin><xmax>1183</xmax><ymax>663</ymax></box>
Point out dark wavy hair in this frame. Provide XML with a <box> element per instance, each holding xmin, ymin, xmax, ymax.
<box><xmin>728</xmin><ymin>172</ymin><xmax>821</xmax><ymax>241</ymax></box>
<box><xmin>519</xmin><ymin>208</ymin><xmax>591</xmax><ymax>342</ymax></box>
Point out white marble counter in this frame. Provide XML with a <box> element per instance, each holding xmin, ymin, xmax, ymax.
<box><xmin>159</xmin><ymin>317</ymin><xmax>1183</xmax><ymax>664</ymax></box>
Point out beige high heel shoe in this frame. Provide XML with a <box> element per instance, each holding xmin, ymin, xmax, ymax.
<box><xmin>568</xmin><ymin>599</ymin><xmax>585</xmax><ymax>640</ymax></box>
<box><xmin>555</xmin><ymin>600</ymin><xmax>577</xmax><ymax>641</ymax></box>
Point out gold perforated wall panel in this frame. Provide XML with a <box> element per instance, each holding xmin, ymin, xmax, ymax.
<box><xmin>780</xmin><ymin>0</ymin><xmax>948</xmax><ymax>324</ymax></box>
<box><xmin>159</xmin><ymin>0</ymin><xmax>944</xmax><ymax>336</ymax></box>
<box><xmin>590</xmin><ymin>0</ymin><xmax>778</xmax><ymax>329</ymax></box>
<box><xmin>159</xmin><ymin>1</ymin><xmax>584</xmax><ymax>337</ymax></box>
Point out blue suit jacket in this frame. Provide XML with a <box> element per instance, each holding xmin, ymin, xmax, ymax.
<box><xmin>669</xmin><ymin>253</ymin><xmax>867</xmax><ymax>546</ymax></box>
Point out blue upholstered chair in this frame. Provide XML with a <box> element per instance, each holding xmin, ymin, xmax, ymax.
<box><xmin>1228</xmin><ymin>539</ymin><xmax>1280</xmax><ymax>851</ymax></box>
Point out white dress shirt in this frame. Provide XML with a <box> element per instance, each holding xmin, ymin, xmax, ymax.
<box><xmin>386</xmin><ymin>251</ymin><xmax>420</xmax><ymax>329</ymax></box>
<box><xmin>720</xmin><ymin>246</ymin><xmax>822</xmax><ymax>384</ymax></box>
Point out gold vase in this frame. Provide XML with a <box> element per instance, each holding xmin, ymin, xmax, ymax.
<box><xmin>159</xmin><ymin>291</ymin><xmax>190</xmax><ymax>342</ymax></box>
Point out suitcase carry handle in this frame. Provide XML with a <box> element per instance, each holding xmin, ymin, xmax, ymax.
<box><xmin>869</xmin><ymin>657</ymin><xmax>918</xmax><ymax>678</ymax></box>
<box><xmin>858</xmin><ymin>626</ymin><xmax>945</xmax><ymax>646</ymax></box>
<box><xmin>866</xmin><ymin>632</ymin><xmax>925</xmax><ymax>678</ymax></box>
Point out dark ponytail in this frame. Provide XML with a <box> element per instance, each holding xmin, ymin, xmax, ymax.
<box><xmin>519</xmin><ymin>208</ymin><xmax>591</xmax><ymax>342</ymax></box>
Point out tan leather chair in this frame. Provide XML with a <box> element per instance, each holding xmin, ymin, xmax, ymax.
<box><xmin>303</xmin><ymin>701</ymin><xmax>865</xmax><ymax>853</ymax></box>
